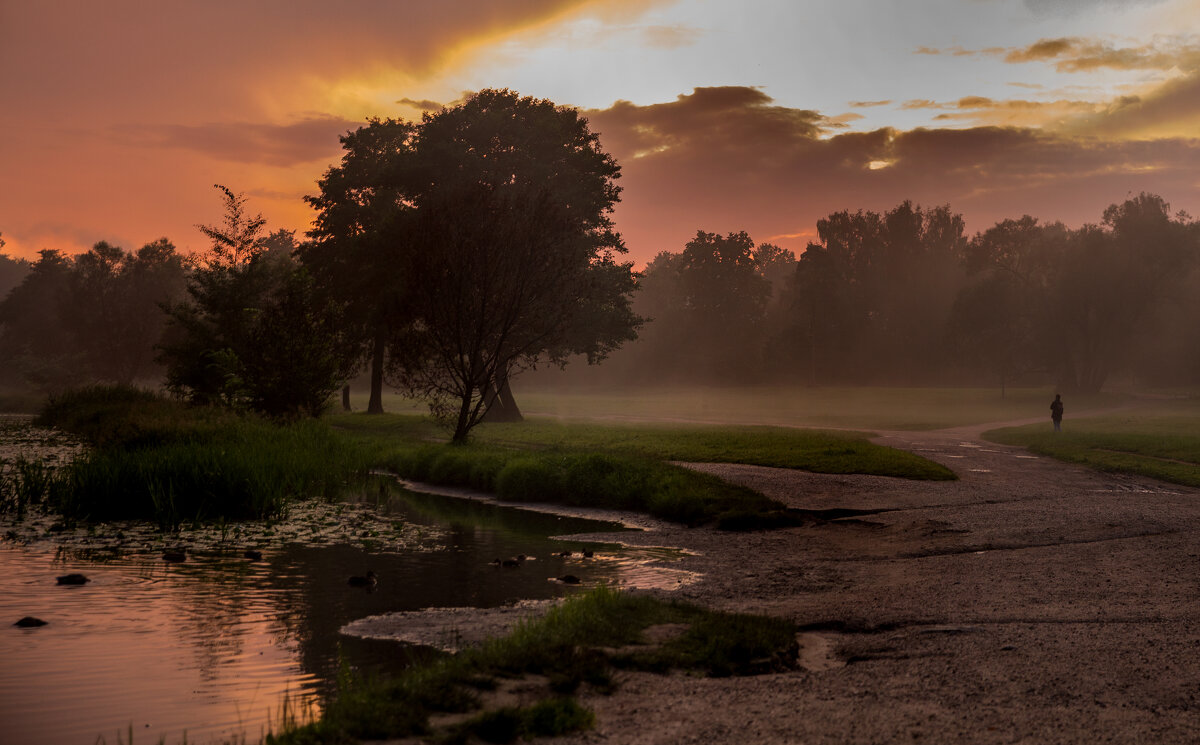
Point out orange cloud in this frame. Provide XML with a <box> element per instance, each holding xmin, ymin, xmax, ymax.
<box><xmin>0</xmin><ymin>0</ymin><xmax>669</xmax><ymax>260</ymax></box>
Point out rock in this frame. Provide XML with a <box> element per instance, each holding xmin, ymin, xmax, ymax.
<box><xmin>557</xmin><ymin>574</ymin><xmax>582</xmax><ymax>584</ymax></box>
<box><xmin>56</xmin><ymin>573</ymin><xmax>89</xmax><ymax>585</ymax></box>
<box><xmin>242</xmin><ymin>550</ymin><xmax>263</xmax><ymax>561</ymax></box>
<box><xmin>14</xmin><ymin>616</ymin><xmax>47</xmax><ymax>627</ymax></box>
<box><xmin>162</xmin><ymin>550</ymin><xmax>186</xmax><ymax>563</ymax></box>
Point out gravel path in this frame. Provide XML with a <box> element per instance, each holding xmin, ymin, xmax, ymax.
<box><xmin>529</xmin><ymin>418</ymin><xmax>1200</xmax><ymax>744</ymax></box>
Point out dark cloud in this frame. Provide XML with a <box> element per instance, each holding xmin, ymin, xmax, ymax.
<box><xmin>0</xmin><ymin>0</ymin><xmax>658</xmax><ymax>121</ymax></box>
<box><xmin>997</xmin><ymin>35</ymin><xmax>1200</xmax><ymax>72</ymax></box>
<box><xmin>1006</xmin><ymin>37</ymin><xmax>1078</xmax><ymax>62</ymax></box>
<box><xmin>116</xmin><ymin>117</ymin><xmax>358</xmax><ymax>167</ymax></box>
<box><xmin>583</xmin><ymin>86</ymin><xmax>1200</xmax><ymax>261</ymax></box>
<box><xmin>398</xmin><ymin>98</ymin><xmax>446</xmax><ymax>112</ymax></box>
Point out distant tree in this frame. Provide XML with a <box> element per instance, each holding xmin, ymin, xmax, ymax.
<box><xmin>0</xmin><ymin>250</ymin><xmax>78</xmax><ymax>390</ymax></box>
<box><xmin>784</xmin><ymin>201</ymin><xmax>966</xmax><ymax>384</ymax></box>
<box><xmin>301</xmin><ymin>119</ymin><xmax>419</xmax><ymax>415</ymax></box>
<box><xmin>391</xmin><ymin>89</ymin><xmax>640</xmax><ymax>442</ymax></box>
<box><xmin>160</xmin><ymin>186</ymin><xmax>357</xmax><ymax>417</ymax></box>
<box><xmin>622</xmin><ymin>234</ymin><xmax>792</xmax><ymax>384</ymax></box>
<box><xmin>0</xmin><ymin>233</ymin><xmax>30</xmax><ymax>302</ymax></box>
<box><xmin>65</xmin><ymin>239</ymin><xmax>189</xmax><ymax>384</ymax></box>
<box><xmin>965</xmin><ymin>194</ymin><xmax>1197</xmax><ymax>393</ymax></box>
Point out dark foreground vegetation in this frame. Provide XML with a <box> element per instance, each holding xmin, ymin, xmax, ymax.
<box><xmin>268</xmin><ymin>586</ymin><xmax>797</xmax><ymax>744</ymax></box>
<box><xmin>17</xmin><ymin>387</ymin><xmax>367</xmax><ymax>527</ymax></box>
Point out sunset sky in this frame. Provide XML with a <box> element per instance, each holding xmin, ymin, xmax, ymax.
<box><xmin>2</xmin><ymin>0</ymin><xmax>1199</xmax><ymax>265</ymax></box>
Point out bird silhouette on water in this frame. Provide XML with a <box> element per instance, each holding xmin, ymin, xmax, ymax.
<box><xmin>348</xmin><ymin>570</ymin><xmax>377</xmax><ymax>587</ymax></box>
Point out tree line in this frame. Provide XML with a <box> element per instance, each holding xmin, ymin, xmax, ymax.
<box><xmin>2</xmin><ymin>89</ymin><xmax>1198</xmax><ymax>434</ymax></box>
<box><xmin>585</xmin><ymin>194</ymin><xmax>1200</xmax><ymax>394</ymax></box>
<box><xmin>0</xmin><ymin>90</ymin><xmax>641</xmax><ymax>441</ymax></box>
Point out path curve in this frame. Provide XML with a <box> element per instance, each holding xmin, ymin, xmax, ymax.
<box><xmin>540</xmin><ymin>414</ymin><xmax>1200</xmax><ymax>745</ymax></box>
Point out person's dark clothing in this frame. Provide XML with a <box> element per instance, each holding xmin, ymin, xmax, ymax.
<box><xmin>1050</xmin><ymin>396</ymin><xmax>1064</xmax><ymax>432</ymax></box>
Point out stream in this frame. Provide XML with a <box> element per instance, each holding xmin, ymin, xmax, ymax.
<box><xmin>0</xmin><ymin>418</ymin><xmax>693</xmax><ymax>745</ymax></box>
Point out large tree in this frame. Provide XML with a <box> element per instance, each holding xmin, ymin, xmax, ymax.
<box><xmin>392</xmin><ymin>89</ymin><xmax>640</xmax><ymax>441</ymax></box>
<box><xmin>301</xmin><ymin>119</ymin><xmax>419</xmax><ymax>414</ymax></box>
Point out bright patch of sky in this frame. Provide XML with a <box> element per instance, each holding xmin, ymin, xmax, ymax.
<box><xmin>427</xmin><ymin>0</ymin><xmax>1181</xmax><ymax>133</ymax></box>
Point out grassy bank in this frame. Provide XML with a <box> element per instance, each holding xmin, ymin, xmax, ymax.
<box><xmin>30</xmin><ymin>386</ymin><xmax>369</xmax><ymax>526</ymax></box>
<box><xmin>983</xmin><ymin>399</ymin><xmax>1200</xmax><ymax>487</ymax></box>
<box><xmin>270</xmin><ymin>587</ymin><xmax>796</xmax><ymax>744</ymax></box>
<box><xmin>330</xmin><ymin>413</ymin><xmax>954</xmax><ymax>528</ymax></box>
<box><xmin>24</xmin><ymin>385</ymin><xmax>957</xmax><ymax>530</ymax></box>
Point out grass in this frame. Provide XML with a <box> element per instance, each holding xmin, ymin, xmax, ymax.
<box><xmin>347</xmin><ymin>385</ymin><xmax>1123</xmax><ymax>431</ymax></box>
<box><xmin>330</xmin><ymin>413</ymin><xmax>954</xmax><ymax>528</ymax></box>
<box><xmin>268</xmin><ymin>587</ymin><xmax>796</xmax><ymax>744</ymax></box>
<box><xmin>31</xmin><ymin>386</ymin><xmax>370</xmax><ymax>527</ymax></box>
<box><xmin>983</xmin><ymin>398</ymin><xmax>1200</xmax><ymax>487</ymax></box>
<box><xmin>28</xmin><ymin>384</ymin><xmax>960</xmax><ymax>530</ymax></box>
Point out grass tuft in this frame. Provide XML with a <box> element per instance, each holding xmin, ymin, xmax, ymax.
<box><xmin>268</xmin><ymin>587</ymin><xmax>794</xmax><ymax>745</ymax></box>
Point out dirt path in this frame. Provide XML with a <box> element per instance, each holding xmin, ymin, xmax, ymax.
<box><xmin>538</xmin><ymin>417</ymin><xmax>1200</xmax><ymax>744</ymax></box>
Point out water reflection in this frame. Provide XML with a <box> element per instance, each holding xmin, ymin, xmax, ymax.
<box><xmin>1</xmin><ymin>487</ymin><xmax>692</xmax><ymax>745</ymax></box>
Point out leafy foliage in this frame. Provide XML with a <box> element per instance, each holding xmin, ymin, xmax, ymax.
<box><xmin>160</xmin><ymin>186</ymin><xmax>358</xmax><ymax>418</ymax></box>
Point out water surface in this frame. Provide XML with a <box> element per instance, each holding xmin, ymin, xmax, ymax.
<box><xmin>1</xmin><ymin>487</ymin><xmax>691</xmax><ymax>745</ymax></box>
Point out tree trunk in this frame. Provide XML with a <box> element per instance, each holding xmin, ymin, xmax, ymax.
<box><xmin>367</xmin><ymin>327</ymin><xmax>385</xmax><ymax>414</ymax></box>
<box><xmin>452</xmin><ymin>386</ymin><xmax>474</xmax><ymax>443</ymax></box>
<box><xmin>482</xmin><ymin>373</ymin><xmax>523</xmax><ymax>423</ymax></box>
<box><xmin>341</xmin><ymin>384</ymin><xmax>351</xmax><ymax>412</ymax></box>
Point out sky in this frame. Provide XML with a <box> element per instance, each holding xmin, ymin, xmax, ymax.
<box><xmin>2</xmin><ymin>0</ymin><xmax>1199</xmax><ymax>265</ymax></box>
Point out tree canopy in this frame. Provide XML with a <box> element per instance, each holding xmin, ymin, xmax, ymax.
<box><xmin>394</xmin><ymin>89</ymin><xmax>641</xmax><ymax>441</ymax></box>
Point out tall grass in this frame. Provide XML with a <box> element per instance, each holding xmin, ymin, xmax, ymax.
<box><xmin>37</xmin><ymin>386</ymin><xmax>368</xmax><ymax>526</ymax></box>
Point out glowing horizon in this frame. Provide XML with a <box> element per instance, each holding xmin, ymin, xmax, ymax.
<box><xmin>2</xmin><ymin>0</ymin><xmax>1198</xmax><ymax>265</ymax></box>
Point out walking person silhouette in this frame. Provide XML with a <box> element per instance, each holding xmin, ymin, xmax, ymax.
<box><xmin>1050</xmin><ymin>394</ymin><xmax>1064</xmax><ymax>432</ymax></box>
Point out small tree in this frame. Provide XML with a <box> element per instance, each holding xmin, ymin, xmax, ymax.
<box><xmin>160</xmin><ymin>186</ymin><xmax>357</xmax><ymax>417</ymax></box>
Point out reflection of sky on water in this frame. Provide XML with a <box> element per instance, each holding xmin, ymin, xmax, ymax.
<box><xmin>0</xmin><ymin>487</ymin><xmax>692</xmax><ymax>745</ymax></box>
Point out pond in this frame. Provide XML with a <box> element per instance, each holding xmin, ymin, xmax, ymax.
<box><xmin>1</xmin><ymin>424</ymin><xmax>694</xmax><ymax>745</ymax></box>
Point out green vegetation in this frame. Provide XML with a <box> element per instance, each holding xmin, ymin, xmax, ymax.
<box><xmin>25</xmin><ymin>384</ymin><xmax>958</xmax><ymax>530</ymax></box>
<box><xmin>330</xmin><ymin>411</ymin><xmax>953</xmax><ymax>528</ymax></box>
<box><xmin>984</xmin><ymin>401</ymin><xmax>1200</xmax><ymax>487</ymax></box>
<box><xmin>269</xmin><ymin>587</ymin><xmax>796</xmax><ymax>744</ymax></box>
<box><xmin>345</xmin><ymin>385</ymin><xmax>1120</xmax><ymax>431</ymax></box>
<box><xmin>30</xmin><ymin>386</ymin><xmax>368</xmax><ymax>527</ymax></box>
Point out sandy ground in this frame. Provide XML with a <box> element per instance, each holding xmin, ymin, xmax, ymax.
<box><xmin>371</xmin><ymin>417</ymin><xmax>1200</xmax><ymax>744</ymax></box>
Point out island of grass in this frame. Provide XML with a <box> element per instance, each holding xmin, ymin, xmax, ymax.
<box><xmin>20</xmin><ymin>385</ymin><xmax>954</xmax><ymax>531</ymax></box>
<box><xmin>268</xmin><ymin>586</ymin><xmax>798</xmax><ymax>744</ymax></box>
<box><xmin>983</xmin><ymin>400</ymin><xmax>1200</xmax><ymax>488</ymax></box>
<box><xmin>329</xmin><ymin>411</ymin><xmax>955</xmax><ymax>529</ymax></box>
